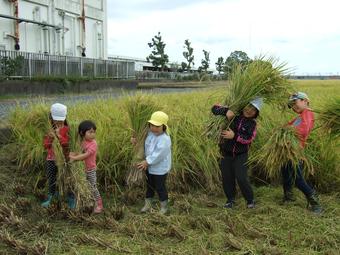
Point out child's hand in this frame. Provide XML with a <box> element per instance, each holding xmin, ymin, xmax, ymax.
<box><xmin>69</xmin><ymin>152</ymin><xmax>78</xmax><ymax>162</ymax></box>
<box><xmin>136</xmin><ymin>160</ymin><xmax>148</xmax><ymax>171</ymax></box>
<box><xmin>47</xmin><ymin>130</ymin><xmax>55</xmax><ymax>138</ymax></box>
<box><xmin>69</xmin><ymin>152</ymin><xmax>78</xmax><ymax>157</ymax></box>
<box><xmin>226</xmin><ymin>110</ymin><xmax>235</xmax><ymax>120</ymax></box>
<box><xmin>221</xmin><ymin>128</ymin><xmax>235</xmax><ymax>139</ymax></box>
<box><xmin>131</xmin><ymin>137</ymin><xmax>137</xmax><ymax>146</ymax></box>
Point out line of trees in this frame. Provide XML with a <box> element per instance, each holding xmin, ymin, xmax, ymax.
<box><xmin>146</xmin><ymin>32</ymin><xmax>252</xmax><ymax>78</ymax></box>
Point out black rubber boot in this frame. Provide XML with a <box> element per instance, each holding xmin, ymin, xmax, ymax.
<box><xmin>281</xmin><ymin>190</ymin><xmax>296</xmax><ymax>204</ymax></box>
<box><xmin>306</xmin><ymin>193</ymin><xmax>322</xmax><ymax>214</ymax></box>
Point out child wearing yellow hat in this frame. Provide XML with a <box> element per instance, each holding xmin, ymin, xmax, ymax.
<box><xmin>136</xmin><ymin>111</ymin><xmax>172</xmax><ymax>214</ymax></box>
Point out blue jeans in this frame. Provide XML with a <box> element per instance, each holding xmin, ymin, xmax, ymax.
<box><xmin>281</xmin><ymin>161</ymin><xmax>314</xmax><ymax>197</ymax></box>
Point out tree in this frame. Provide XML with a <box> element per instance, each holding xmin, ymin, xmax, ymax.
<box><xmin>199</xmin><ymin>50</ymin><xmax>210</xmax><ymax>73</ymax></box>
<box><xmin>181</xmin><ymin>39</ymin><xmax>194</xmax><ymax>72</ymax></box>
<box><xmin>146</xmin><ymin>32</ymin><xmax>169</xmax><ymax>71</ymax></box>
<box><xmin>224</xmin><ymin>50</ymin><xmax>251</xmax><ymax>77</ymax></box>
<box><xmin>215</xmin><ymin>57</ymin><xmax>224</xmax><ymax>74</ymax></box>
<box><xmin>0</xmin><ymin>55</ymin><xmax>24</xmax><ymax>77</ymax></box>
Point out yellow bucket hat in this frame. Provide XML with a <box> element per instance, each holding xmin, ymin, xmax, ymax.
<box><xmin>148</xmin><ymin>111</ymin><xmax>169</xmax><ymax>133</ymax></box>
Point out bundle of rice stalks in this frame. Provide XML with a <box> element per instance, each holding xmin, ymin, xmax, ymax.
<box><xmin>67</xmin><ymin>212</ymin><xmax>118</xmax><ymax>230</ymax></box>
<box><xmin>34</xmin><ymin>220</ymin><xmax>53</xmax><ymax>236</ymax></box>
<box><xmin>206</xmin><ymin>56</ymin><xmax>291</xmax><ymax>141</ymax></box>
<box><xmin>165</xmin><ymin>224</ymin><xmax>186</xmax><ymax>241</ymax></box>
<box><xmin>124</xmin><ymin>93</ymin><xmax>160</xmax><ymax>186</ymax></box>
<box><xmin>75</xmin><ymin>233</ymin><xmax>114</xmax><ymax>249</ymax></box>
<box><xmin>317</xmin><ymin>97</ymin><xmax>340</xmax><ymax>137</ymax></box>
<box><xmin>0</xmin><ymin>230</ymin><xmax>47</xmax><ymax>255</ymax></box>
<box><xmin>53</xmin><ymin>128</ymin><xmax>93</xmax><ymax>210</ymax></box>
<box><xmin>248</xmin><ymin>125</ymin><xmax>314</xmax><ymax>180</ymax></box>
<box><xmin>0</xmin><ymin>205</ymin><xmax>26</xmax><ymax>231</ymax></box>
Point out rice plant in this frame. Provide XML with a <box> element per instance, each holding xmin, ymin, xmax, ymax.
<box><xmin>206</xmin><ymin>56</ymin><xmax>292</xmax><ymax>141</ymax></box>
<box><xmin>7</xmin><ymin>83</ymin><xmax>340</xmax><ymax>196</ymax></box>
<box><xmin>316</xmin><ymin>97</ymin><xmax>340</xmax><ymax>137</ymax></box>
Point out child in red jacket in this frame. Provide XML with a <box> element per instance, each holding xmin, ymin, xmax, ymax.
<box><xmin>282</xmin><ymin>92</ymin><xmax>322</xmax><ymax>214</ymax></box>
<box><xmin>42</xmin><ymin>103</ymin><xmax>75</xmax><ymax>208</ymax></box>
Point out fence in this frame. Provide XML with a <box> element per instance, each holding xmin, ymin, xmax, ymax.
<box><xmin>0</xmin><ymin>50</ymin><xmax>135</xmax><ymax>79</ymax></box>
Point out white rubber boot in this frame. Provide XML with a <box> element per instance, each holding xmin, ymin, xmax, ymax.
<box><xmin>140</xmin><ymin>198</ymin><xmax>152</xmax><ymax>213</ymax></box>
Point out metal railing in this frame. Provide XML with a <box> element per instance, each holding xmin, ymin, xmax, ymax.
<box><xmin>0</xmin><ymin>50</ymin><xmax>135</xmax><ymax>79</ymax></box>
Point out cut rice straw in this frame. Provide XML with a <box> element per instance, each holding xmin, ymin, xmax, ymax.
<box><xmin>248</xmin><ymin>125</ymin><xmax>314</xmax><ymax>180</ymax></box>
<box><xmin>52</xmin><ymin>123</ymin><xmax>93</xmax><ymax>210</ymax></box>
<box><xmin>124</xmin><ymin>94</ymin><xmax>160</xmax><ymax>186</ymax></box>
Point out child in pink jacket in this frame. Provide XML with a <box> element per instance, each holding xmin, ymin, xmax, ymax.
<box><xmin>70</xmin><ymin>120</ymin><xmax>103</xmax><ymax>213</ymax></box>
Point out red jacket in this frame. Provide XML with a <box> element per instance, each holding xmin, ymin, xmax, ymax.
<box><xmin>288</xmin><ymin>108</ymin><xmax>314</xmax><ymax>148</ymax></box>
<box><xmin>43</xmin><ymin>126</ymin><xmax>70</xmax><ymax>161</ymax></box>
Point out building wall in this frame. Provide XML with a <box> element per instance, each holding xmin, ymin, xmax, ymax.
<box><xmin>0</xmin><ymin>0</ymin><xmax>107</xmax><ymax>59</ymax></box>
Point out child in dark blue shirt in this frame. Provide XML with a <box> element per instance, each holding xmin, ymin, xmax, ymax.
<box><xmin>212</xmin><ymin>98</ymin><xmax>262</xmax><ymax>209</ymax></box>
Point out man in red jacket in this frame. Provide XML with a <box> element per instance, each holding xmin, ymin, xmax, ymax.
<box><xmin>282</xmin><ymin>92</ymin><xmax>322</xmax><ymax>214</ymax></box>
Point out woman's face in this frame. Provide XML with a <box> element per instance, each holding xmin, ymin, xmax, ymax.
<box><xmin>149</xmin><ymin>124</ymin><xmax>164</xmax><ymax>135</ymax></box>
<box><xmin>243</xmin><ymin>105</ymin><xmax>258</xmax><ymax>118</ymax></box>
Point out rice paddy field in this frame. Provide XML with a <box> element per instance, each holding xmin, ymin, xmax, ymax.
<box><xmin>0</xmin><ymin>79</ymin><xmax>339</xmax><ymax>254</ymax></box>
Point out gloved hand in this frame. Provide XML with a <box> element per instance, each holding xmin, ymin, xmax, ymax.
<box><xmin>211</xmin><ymin>104</ymin><xmax>228</xmax><ymax>116</ymax></box>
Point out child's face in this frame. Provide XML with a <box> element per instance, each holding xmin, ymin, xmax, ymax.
<box><xmin>242</xmin><ymin>105</ymin><xmax>257</xmax><ymax>118</ymax></box>
<box><xmin>149</xmin><ymin>124</ymin><xmax>164</xmax><ymax>135</ymax></box>
<box><xmin>290</xmin><ymin>99</ymin><xmax>308</xmax><ymax>113</ymax></box>
<box><xmin>53</xmin><ymin>120</ymin><xmax>64</xmax><ymax>129</ymax></box>
<box><xmin>84</xmin><ymin>128</ymin><xmax>96</xmax><ymax>141</ymax></box>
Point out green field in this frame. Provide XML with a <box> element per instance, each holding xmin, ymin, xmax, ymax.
<box><xmin>0</xmin><ymin>80</ymin><xmax>339</xmax><ymax>254</ymax></box>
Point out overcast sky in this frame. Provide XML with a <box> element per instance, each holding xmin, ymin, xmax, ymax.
<box><xmin>107</xmin><ymin>0</ymin><xmax>340</xmax><ymax>75</ymax></box>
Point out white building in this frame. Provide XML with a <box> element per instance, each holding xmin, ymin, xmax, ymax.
<box><xmin>108</xmin><ymin>55</ymin><xmax>152</xmax><ymax>71</ymax></box>
<box><xmin>0</xmin><ymin>0</ymin><xmax>107</xmax><ymax>59</ymax></box>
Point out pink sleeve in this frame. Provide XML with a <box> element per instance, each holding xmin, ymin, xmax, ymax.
<box><xmin>294</xmin><ymin>110</ymin><xmax>314</xmax><ymax>140</ymax></box>
<box><xmin>85</xmin><ymin>141</ymin><xmax>97</xmax><ymax>155</ymax></box>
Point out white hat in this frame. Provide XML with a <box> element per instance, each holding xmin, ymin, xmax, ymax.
<box><xmin>250</xmin><ymin>97</ymin><xmax>263</xmax><ymax>111</ymax></box>
<box><xmin>50</xmin><ymin>103</ymin><xmax>67</xmax><ymax>121</ymax></box>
